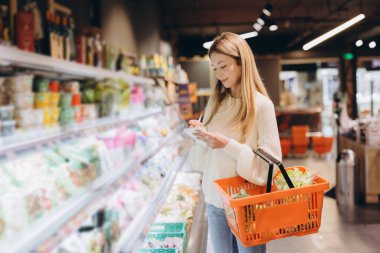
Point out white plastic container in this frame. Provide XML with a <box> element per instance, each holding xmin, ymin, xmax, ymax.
<box><xmin>0</xmin><ymin>105</ymin><xmax>15</xmax><ymax>120</ymax></box>
<box><xmin>11</xmin><ymin>92</ymin><xmax>34</xmax><ymax>110</ymax></box>
<box><xmin>2</xmin><ymin>120</ymin><xmax>16</xmax><ymax>136</ymax></box>
<box><xmin>5</xmin><ymin>75</ymin><xmax>34</xmax><ymax>93</ymax></box>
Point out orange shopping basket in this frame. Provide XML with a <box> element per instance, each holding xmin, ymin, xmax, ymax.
<box><xmin>214</xmin><ymin>148</ymin><xmax>329</xmax><ymax>247</ymax></box>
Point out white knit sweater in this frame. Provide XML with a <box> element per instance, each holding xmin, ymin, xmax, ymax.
<box><xmin>188</xmin><ymin>92</ymin><xmax>282</xmax><ymax>208</ymax></box>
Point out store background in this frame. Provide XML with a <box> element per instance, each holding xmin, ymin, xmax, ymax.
<box><xmin>0</xmin><ymin>0</ymin><xmax>380</xmax><ymax>252</ymax></box>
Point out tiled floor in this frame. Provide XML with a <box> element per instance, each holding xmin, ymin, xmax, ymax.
<box><xmin>206</xmin><ymin>153</ymin><xmax>380</xmax><ymax>253</ymax></box>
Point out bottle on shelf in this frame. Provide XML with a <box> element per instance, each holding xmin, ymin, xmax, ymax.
<box><xmin>26</xmin><ymin>1</ymin><xmax>43</xmax><ymax>54</ymax></box>
<box><xmin>0</xmin><ymin>4</ymin><xmax>11</xmax><ymax>45</ymax></box>
<box><xmin>55</xmin><ymin>15</ymin><xmax>63</xmax><ymax>59</ymax></box>
<box><xmin>15</xmin><ymin>0</ymin><xmax>35</xmax><ymax>52</ymax></box>
<box><xmin>62</xmin><ymin>16</ymin><xmax>70</xmax><ymax>61</ymax></box>
<box><xmin>68</xmin><ymin>16</ymin><xmax>77</xmax><ymax>61</ymax></box>
<box><xmin>49</xmin><ymin>12</ymin><xmax>58</xmax><ymax>58</ymax></box>
<box><xmin>93</xmin><ymin>33</ymin><xmax>103</xmax><ymax>68</ymax></box>
<box><xmin>86</xmin><ymin>35</ymin><xmax>94</xmax><ymax>66</ymax></box>
<box><xmin>76</xmin><ymin>32</ymin><xmax>86</xmax><ymax>64</ymax></box>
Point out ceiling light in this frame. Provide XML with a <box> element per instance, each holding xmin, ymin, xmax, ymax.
<box><xmin>369</xmin><ymin>41</ymin><xmax>376</xmax><ymax>48</ymax></box>
<box><xmin>257</xmin><ymin>18</ymin><xmax>265</xmax><ymax>26</ymax></box>
<box><xmin>303</xmin><ymin>13</ymin><xmax>365</xmax><ymax>51</ymax></box>
<box><xmin>253</xmin><ymin>23</ymin><xmax>262</xmax><ymax>31</ymax></box>
<box><xmin>203</xmin><ymin>41</ymin><xmax>214</xmax><ymax>49</ymax></box>
<box><xmin>263</xmin><ymin>3</ymin><xmax>272</xmax><ymax>16</ymax></box>
<box><xmin>355</xmin><ymin>39</ymin><xmax>363</xmax><ymax>47</ymax></box>
<box><xmin>269</xmin><ymin>24</ymin><xmax>278</xmax><ymax>31</ymax></box>
<box><xmin>203</xmin><ymin>32</ymin><xmax>258</xmax><ymax>49</ymax></box>
<box><xmin>240</xmin><ymin>31</ymin><xmax>258</xmax><ymax>39</ymax></box>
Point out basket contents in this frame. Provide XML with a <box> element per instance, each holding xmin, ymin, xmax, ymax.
<box><xmin>231</xmin><ymin>189</ymin><xmax>251</xmax><ymax>199</ymax></box>
<box><xmin>274</xmin><ymin>167</ymin><xmax>316</xmax><ymax>190</ymax></box>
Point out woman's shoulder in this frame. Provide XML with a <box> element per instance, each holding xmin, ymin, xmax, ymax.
<box><xmin>254</xmin><ymin>91</ymin><xmax>274</xmax><ymax>109</ymax></box>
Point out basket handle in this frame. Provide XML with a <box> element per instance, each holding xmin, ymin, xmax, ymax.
<box><xmin>251</xmin><ymin>148</ymin><xmax>295</xmax><ymax>193</ymax></box>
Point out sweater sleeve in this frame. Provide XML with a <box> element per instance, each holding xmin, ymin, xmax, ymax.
<box><xmin>223</xmin><ymin>97</ymin><xmax>282</xmax><ymax>185</ymax></box>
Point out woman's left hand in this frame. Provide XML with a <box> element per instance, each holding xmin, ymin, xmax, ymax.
<box><xmin>193</xmin><ymin>130</ymin><xmax>229</xmax><ymax>149</ymax></box>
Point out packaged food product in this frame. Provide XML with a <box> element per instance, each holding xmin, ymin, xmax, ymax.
<box><xmin>33</xmin><ymin>77</ymin><xmax>49</xmax><ymax>92</ymax></box>
<box><xmin>35</xmin><ymin>93</ymin><xmax>51</xmax><ymax>109</ymax></box>
<box><xmin>34</xmin><ymin>109</ymin><xmax>44</xmax><ymax>127</ymax></box>
<box><xmin>50</xmin><ymin>108</ymin><xmax>60</xmax><ymax>126</ymax></box>
<box><xmin>43</xmin><ymin>108</ymin><xmax>51</xmax><ymax>126</ymax></box>
<box><xmin>5</xmin><ymin>75</ymin><xmax>33</xmax><ymax>93</ymax></box>
<box><xmin>61</xmin><ymin>81</ymin><xmax>80</xmax><ymax>93</ymax></box>
<box><xmin>0</xmin><ymin>77</ymin><xmax>6</xmax><ymax>93</ymax></box>
<box><xmin>74</xmin><ymin>106</ymin><xmax>83</xmax><ymax>123</ymax></box>
<box><xmin>49</xmin><ymin>93</ymin><xmax>60</xmax><ymax>107</ymax></box>
<box><xmin>0</xmin><ymin>93</ymin><xmax>9</xmax><ymax>106</ymax></box>
<box><xmin>11</xmin><ymin>92</ymin><xmax>34</xmax><ymax>110</ymax></box>
<box><xmin>72</xmin><ymin>93</ymin><xmax>81</xmax><ymax>107</ymax></box>
<box><xmin>0</xmin><ymin>105</ymin><xmax>14</xmax><ymax>121</ymax></box>
<box><xmin>1</xmin><ymin>120</ymin><xmax>16</xmax><ymax>136</ymax></box>
<box><xmin>49</xmin><ymin>80</ymin><xmax>60</xmax><ymax>92</ymax></box>
<box><xmin>83</xmin><ymin>104</ymin><xmax>97</xmax><ymax>120</ymax></box>
<box><xmin>60</xmin><ymin>107</ymin><xmax>75</xmax><ymax>125</ymax></box>
<box><xmin>15</xmin><ymin>109</ymin><xmax>35</xmax><ymax>128</ymax></box>
<box><xmin>60</xmin><ymin>93</ymin><xmax>73</xmax><ymax>108</ymax></box>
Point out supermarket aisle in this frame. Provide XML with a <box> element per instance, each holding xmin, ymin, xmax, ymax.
<box><xmin>206</xmin><ymin>155</ymin><xmax>380</xmax><ymax>253</ymax></box>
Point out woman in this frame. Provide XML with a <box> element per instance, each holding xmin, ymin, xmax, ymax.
<box><xmin>188</xmin><ymin>32</ymin><xmax>281</xmax><ymax>253</ymax></box>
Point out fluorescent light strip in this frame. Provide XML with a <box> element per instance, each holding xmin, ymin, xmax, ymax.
<box><xmin>203</xmin><ymin>31</ymin><xmax>258</xmax><ymax>49</ymax></box>
<box><xmin>303</xmin><ymin>14</ymin><xmax>365</xmax><ymax>51</ymax></box>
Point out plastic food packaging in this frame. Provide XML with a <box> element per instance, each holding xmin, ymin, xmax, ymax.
<box><xmin>82</xmin><ymin>104</ymin><xmax>97</xmax><ymax>121</ymax></box>
<box><xmin>33</xmin><ymin>78</ymin><xmax>50</xmax><ymax>92</ymax></box>
<box><xmin>50</xmin><ymin>108</ymin><xmax>60</xmax><ymax>126</ymax></box>
<box><xmin>5</xmin><ymin>75</ymin><xmax>33</xmax><ymax>93</ymax></box>
<box><xmin>0</xmin><ymin>105</ymin><xmax>14</xmax><ymax>121</ymax></box>
<box><xmin>49</xmin><ymin>93</ymin><xmax>60</xmax><ymax>107</ymax></box>
<box><xmin>49</xmin><ymin>80</ymin><xmax>60</xmax><ymax>92</ymax></box>
<box><xmin>0</xmin><ymin>77</ymin><xmax>7</xmax><ymax>93</ymax></box>
<box><xmin>74</xmin><ymin>107</ymin><xmax>83</xmax><ymax>123</ymax></box>
<box><xmin>60</xmin><ymin>107</ymin><xmax>75</xmax><ymax>125</ymax></box>
<box><xmin>34</xmin><ymin>109</ymin><xmax>44</xmax><ymax>127</ymax></box>
<box><xmin>60</xmin><ymin>93</ymin><xmax>73</xmax><ymax>108</ymax></box>
<box><xmin>0</xmin><ymin>93</ymin><xmax>9</xmax><ymax>105</ymax></box>
<box><xmin>2</xmin><ymin>120</ymin><xmax>16</xmax><ymax>136</ymax></box>
<box><xmin>71</xmin><ymin>93</ymin><xmax>81</xmax><ymax>107</ymax></box>
<box><xmin>11</xmin><ymin>92</ymin><xmax>34</xmax><ymax>110</ymax></box>
<box><xmin>15</xmin><ymin>109</ymin><xmax>35</xmax><ymax>128</ymax></box>
<box><xmin>61</xmin><ymin>81</ymin><xmax>80</xmax><ymax>93</ymax></box>
<box><xmin>35</xmin><ymin>93</ymin><xmax>51</xmax><ymax>109</ymax></box>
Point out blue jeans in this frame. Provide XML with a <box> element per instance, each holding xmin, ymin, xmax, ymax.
<box><xmin>206</xmin><ymin>204</ymin><xmax>266</xmax><ymax>253</ymax></box>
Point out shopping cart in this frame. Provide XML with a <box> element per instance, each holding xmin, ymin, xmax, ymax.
<box><xmin>214</xmin><ymin>148</ymin><xmax>329</xmax><ymax>247</ymax></box>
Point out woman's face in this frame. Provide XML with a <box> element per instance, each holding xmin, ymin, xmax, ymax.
<box><xmin>210</xmin><ymin>52</ymin><xmax>242</xmax><ymax>90</ymax></box>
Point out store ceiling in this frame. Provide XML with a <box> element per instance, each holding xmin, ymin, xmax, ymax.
<box><xmin>158</xmin><ymin>0</ymin><xmax>380</xmax><ymax>57</ymax></box>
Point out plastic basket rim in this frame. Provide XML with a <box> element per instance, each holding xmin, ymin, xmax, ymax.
<box><xmin>214</xmin><ymin>166</ymin><xmax>330</xmax><ymax>207</ymax></box>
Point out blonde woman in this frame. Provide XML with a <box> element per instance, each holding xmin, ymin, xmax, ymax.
<box><xmin>188</xmin><ymin>32</ymin><xmax>281</xmax><ymax>253</ymax></box>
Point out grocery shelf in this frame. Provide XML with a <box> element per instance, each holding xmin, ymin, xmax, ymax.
<box><xmin>114</xmin><ymin>150</ymin><xmax>190</xmax><ymax>253</ymax></box>
<box><xmin>186</xmin><ymin>193</ymin><xmax>208</xmax><ymax>253</ymax></box>
<box><xmin>0</xmin><ymin>45</ymin><xmax>155</xmax><ymax>85</ymax></box>
<box><xmin>0</xmin><ymin>107</ymin><xmax>162</xmax><ymax>154</ymax></box>
<box><xmin>0</xmin><ymin>130</ymin><xmax>181</xmax><ymax>253</ymax></box>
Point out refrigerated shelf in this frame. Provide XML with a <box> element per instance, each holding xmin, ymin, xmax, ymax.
<box><xmin>0</xmin><ymin>127</ymin><xmax>182</xmax><ymax>253</ymax></box>
<box><xmin>114</xmin><ymin>151</ymin><xmax>190</xmax><ymax>253</ymax></box>
<box><xmin>0</xmin><ymin>45</ymin><xmax>154</xmax><ymax>85</ymax></box>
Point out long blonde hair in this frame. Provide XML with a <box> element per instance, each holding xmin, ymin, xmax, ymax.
<box><xmin>204</xmin><ymin>32</ymin><xmax>268</xmax><ymax>142</ymax></box>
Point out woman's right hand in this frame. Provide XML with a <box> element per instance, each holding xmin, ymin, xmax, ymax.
<box><xmin>188</xmin><ymin>120</ymin><xmax>205</xmax><ymax>130</ymax></box>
